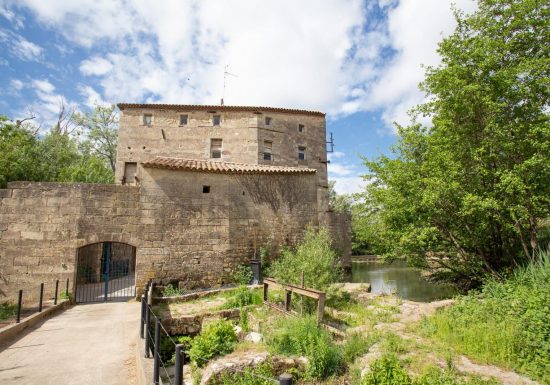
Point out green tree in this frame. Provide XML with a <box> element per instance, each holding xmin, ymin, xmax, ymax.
<box><xmin>363</xmin><ymin>0</ymin><xmax>550</xmax><ymax>286</ymax></box>
<box><xmin>328</xmin><ymin>180</ymin><xmax>353</xmax><ymax>214</ymax></box>
<box><xmin>72</xmin><ymin>104</ymin><xmax>118</xmax><ymax>172</ymax></box>
<box><xmin>0</xmin><ymin>116</ymin><xmax>42</xmax><ymax>188</ymax></box>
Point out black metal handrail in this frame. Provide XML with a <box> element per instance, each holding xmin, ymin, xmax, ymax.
<box><xmin>14</xmin><ymin>277</ymin><xmax>71</xmax><ymax>324</ymax></box>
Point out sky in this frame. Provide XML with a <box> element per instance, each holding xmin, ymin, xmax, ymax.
<box><xmin>0</xmin><ymin>0</ymin><xmax>477</xmax><ymax>194</ymax></box>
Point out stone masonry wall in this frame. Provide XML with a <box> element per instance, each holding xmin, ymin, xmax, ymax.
<box><xmin>0</xmin><ymin>182</ymin><xmax>140</xmax><ymax>302</ymax></box>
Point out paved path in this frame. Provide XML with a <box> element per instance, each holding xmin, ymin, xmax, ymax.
<box><xmin>0</xmin><ymin>302</ymin><xmax>140</xmax><ymax>385</ymax></box>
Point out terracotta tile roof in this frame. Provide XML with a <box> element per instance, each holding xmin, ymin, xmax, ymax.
<box><xmin>142</xmin><ymin>157</ymin><xmax>317</xmax><ymax>175</ymax></box>
<box><xmin>117</xmin><ymin>103</ymin><xmax>325</xmax><ymax>117</ymax></box>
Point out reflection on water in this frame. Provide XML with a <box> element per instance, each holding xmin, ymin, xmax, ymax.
<box><xmin>351</xmin><ymin>260</ymin><xmax>456</xmax><ymax>302</ymax></box>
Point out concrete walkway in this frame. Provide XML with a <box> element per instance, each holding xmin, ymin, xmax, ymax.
<box><xmin>0</xmin><ymin>302</ymin><xmax>140</xmax><ymax>385</ymax></box>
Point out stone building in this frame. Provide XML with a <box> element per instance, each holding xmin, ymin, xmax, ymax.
<box><xmin>0</xmin><ymin>105</ymin><xmax>351</xmax><ymax>303</ymax></box>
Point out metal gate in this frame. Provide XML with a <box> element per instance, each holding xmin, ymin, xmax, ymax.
<box><xmin>75</xmin><ymin>242</ymin><xmax>136</xmax><ymax>303</ymax></box>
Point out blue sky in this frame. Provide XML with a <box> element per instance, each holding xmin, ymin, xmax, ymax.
<box><xmin>0</xmin><ymin>0</ymin><xmax>476</xmax><ymax>194</ymax></box>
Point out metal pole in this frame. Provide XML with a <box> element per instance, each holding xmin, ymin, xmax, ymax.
<box><xmin>174</xmin><ymin>344</ymin><xmax>184</xmax><ymax>385</ymax></box>
<box><xmin>279</xmin><ymin>373</ymin><xmax>293</xmax><ymax>385</ymax></box>
<box><xmin>16</xmin><ymin>289</ymin><xmax>23</xmax><ymax>323</ymax></box>
<box><xmin>144</xmin><ymin>304</ymin><xmax>151</xmax><ymax>358</ymax></box>
<box><xmin>54</xmin><ymin>279</ymin><xmax>59</xmax><ymax>305</ymax></box>
<box><xmin>38</xmin><ymin>283</ymin><xmax>44</xmax><ymax>312</ymax></box>
<box><xmin>65</xmin><ymin>277</ymin><xmax>69</xmax><ymax>296</ymax></box>
<box><xmin>153</xmin><ymin>317</ymin><xmax>161</xmax><ymax>385</ymax></box>
<box><xmin>140</xmin><ymin>295</ymin><xmax>146</xmax><ymax>339</ymax></box>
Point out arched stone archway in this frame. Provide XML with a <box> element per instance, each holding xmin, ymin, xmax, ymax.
<box><xmin>75</xmin><ymin>242</ymin><xmax>136</xmax><ymax>303</ymax></box>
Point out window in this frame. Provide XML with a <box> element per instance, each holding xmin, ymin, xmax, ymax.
<box><xmin>213</xmin><ymin>115</ymin><xmax>221</xmax><ymax>126</ymax></box>
<box><xmin>210</xmin><ymin>138</ymin><xmax>222</xmax><ymax>158</ymax></box>
<box><xmin>298</xmin><ymin>146</ymin><xmax>306</xmax><ymax>160</ymax></box>
<box><xmin>265</xmin><ymin>116</ymin><xmax>272</xmax><ymax>126</ymax></box>
<box><xmin>123</xmin><ymin>162</ymin><xmax>137</xmax><ymax>184</ymax></box>
<box><xmin>298</xmin><ymin>124</ymin><xmax>305</xmax><ymax>133</ymax></box>
<box><xmin>202</xmin><ymin>185</ymin><xmax>210</xmax><ymax>194</ymax></box>
<box><xmin>263</xmin><ymin>140</ymin><xmax>273</xmax><ymax>161</ymax></box>
<box><xmin>143</xmin><ymin>114</ymin><xmax>152</xmax><ymax>126</ymax></box>
<box><xmin>179</xmin><ymin>114</ymin><xmax>188</xmax><ymax>126</ymax></box>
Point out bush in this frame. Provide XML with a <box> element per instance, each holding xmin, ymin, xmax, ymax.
<box><xmin>362</xmin><ymin>354</ymin><xmax>412</xmax><ymax>385</ymax></box>
<box><xmin>268</xmin><ymin>226</ymin><xmax>342</xmax><ymax>291</ymax></box>
<box><xmin>341</xmin><ymin>333</ymin><xmax>377</xmax><ymax>363</ymax></box>
<box><xmin>420</xmin><ymin>250</ymin><xmax>550</xmax><ymax>383</ymax></box>
<box><xmin>210</xmin><ymin>362</ymin><xmax>275</xmax><ymax>385</ymax></box>
<box><xmin>0</xmin><ymin>302</ymin><xmax>16</xmax><ymax>321</ymax></box>
<box><xmin>265</xmin><ymin>316</ymin><xmax>343</xmax><ymax>379</ymax></box>
<box><xmin>189</xmin><ymin>319</ymin><xmax>238</xmax><ymax>366</ymax></box>
<box><xmin>232</xmin><ymin>265</ymin><xmax>253</xmax><ymax>286</ymax></box>
<box><xmin>414</xmin><ymin>366</ymin><xmax>497</xmax><ymax>385</ymax></box>
<box><xmin>223</xmin><ymin>287</ymin><xmax>262</xmax><ymax>309</ymax></box>
<box><xmin>161</xmin><ymin>284</ymin><xmax>186</xmax><ymax>297</ymax></box>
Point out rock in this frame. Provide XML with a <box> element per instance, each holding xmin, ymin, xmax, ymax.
<box><xmin>200</xmin><ymin>350</ymin><xmax>306</xmax><ymax>385</ymax></box>
<box><xmin>244</xmin><ymin>332</ymin><xmax>262</xmax><ymax>343</ymax></box>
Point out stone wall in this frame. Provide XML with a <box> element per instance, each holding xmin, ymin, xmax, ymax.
<box><xmin>320</xmin><ymin>210</ymin><xmax>353</xmax><ymax>269</ymax></box>
<box><xmin>115</xmin><ymin>107</ymin><xmax>329</xmax><ymax>213</ymax></box>
<box><xmin>0</xmin><ymin>182</ymin><xmax>141</xmax><ymax>302</ymax></box>
<box><xmin>0</xmin><ymin>169</ymin><xmax>320</xmax><ymax>302</ymax></box>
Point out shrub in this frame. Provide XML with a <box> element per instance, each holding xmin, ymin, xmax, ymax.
<box><xmin>162</xmin><ymin>284</ymin><xmax>186</xmax><ymax>297</ymax></box>
<box><xmin>210</xmin><ymin>362</ymin><xmax>275</xmax><ymax>385</ymax></box>
<box><xmin>420</xmin><ymin>250</ymin><xmax>550</xmax><ymax>383</ymax></box>
<box><xmin>265</xmin><ymin>315</ymin><xmax>343</xmax><ymax>379</ymax></box>
<box><xmin>362</xmin><ymin>354</ymin><xmax>412</xmax><ymax>385</ymax></box>
<box><xmin>189</xmin><ymin>319</ymin><xmax>238</xmax><ymax>366</ymax></box>
<box><xmin>414</xmin><ymin>366</ymin><xmax>497</xmax><ymax>385</ymax></box>
<box><xmin>268</xmin><ymin>226</ymin><xmax>342</xmax><ymax>291</ymax></box>
<box><xmin>0</xmin><ymin>302</ymin><xmax>16</xmax><ymax>321</ymax></box>
<box><xmin>341</xmin><ymin>333</ymin><xmax>377</xmax><ymax>363</ymax></box>
<box><xmin>223</xmin><ymin>286</ymin><xmax>262</xmax><ymax>309</ymax></box>
<box><xmin>232</xmin><ymin>265</ymin><xmax>253</xmax><ymax>286</ymax></box>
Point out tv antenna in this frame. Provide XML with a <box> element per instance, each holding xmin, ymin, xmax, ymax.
<box><xmin>326</xmin><ymin>132</ymin><xmax>334</xmax><ymax>153</ymax></box>
<box><xmin>221</xmin><ymin>65</ymin><xmax>238</xmax><ymax>105</ymax></box>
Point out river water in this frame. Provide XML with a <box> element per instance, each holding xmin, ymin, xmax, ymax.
<box><xmin>351</xmin><ymin>260</ymin><xmax>457</xmax><ymax>302</ymax></box>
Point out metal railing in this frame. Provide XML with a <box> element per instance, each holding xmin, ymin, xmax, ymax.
<box><xmin>14</xmin><ymin>278</ymin><xmax>71</xmax><ymax>323</ymax></box>
<box><xmin>140</xmin><ymin>281</ymin><xmax>293</xmax><ymax>385</ymax></box>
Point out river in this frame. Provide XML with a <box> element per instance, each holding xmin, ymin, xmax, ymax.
<box><xmin>351</xmin><ymin>259</ymin><xmax>457</xmax><ymax>302</ymax></box>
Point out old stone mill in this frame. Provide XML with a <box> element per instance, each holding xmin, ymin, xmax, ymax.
<box><xmin>0</xmin><ymin>104</ymin><xmax>351</xmax><ymax>303</ymax></box>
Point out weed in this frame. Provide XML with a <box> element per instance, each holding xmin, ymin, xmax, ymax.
<box><xmin>0</xmin><ymin>302</ymin><xmax>16</xmax><ymax>321</ymax></box>
<box><xmin>161</xmin><ymin>284</ymin><xmax>186</xmax><ymax>297</ymax></box>
<box><xmin>189</xmin><ymin>319</ymin><xmax>238</xmax><ymax>366</ymax></box>
<box><xmin>232</xmin><ymin>265</ymin><xmax>253</xmax><ymax>286</ymax></box>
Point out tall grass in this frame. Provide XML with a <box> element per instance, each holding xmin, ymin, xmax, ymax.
<box><xmin>420</xmin><ymin>250</ymin><xmax>550</xmax><ymax>384</ymax></box>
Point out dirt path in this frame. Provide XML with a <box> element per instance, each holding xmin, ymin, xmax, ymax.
<box><xmin>0</xmin><ymin>302</ymin><xmax>139</xmax><ymax>385</ymax></box>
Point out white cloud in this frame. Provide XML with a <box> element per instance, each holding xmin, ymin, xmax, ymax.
<box><xmin>10</xmin><ymin>79</ymin><xmax>24</xmax><ymax>90</ymax></box>
<box><xmin>3</xmin><ymin>0</ymin><xmax>477</xmax><ymax>130</ymax></box>
<box><xmin>0</xmin><ymin>5</ymin><xmax>24</xmax><ymax>28</ymax></box>
<box><xmin>78</xmin><ymin>85</ymin><xmax>108</xmax><ymax>108</ymax></box>
<box><xmin>79</xmin><ymin>57</ymin><xmax>113</xmax><ymax>76</ymax></box>
<box><xmin>329</xmin><ymin>176</ymin><xmax>365</xmax><ymax>195</ymax></box>
<box><xmin>328</xmin><ymin>151</ymin><xmax>345</xmax><ymax>161</ymax></box>
<box><xmin>328</xmin><ymin>162</ymin><xmax>355</xmax><ymax>177</ymax></box>
<box><xmin>0</xmin><ymin>28</ymin><xmax>43</xmax><ymax>62</ymax></box>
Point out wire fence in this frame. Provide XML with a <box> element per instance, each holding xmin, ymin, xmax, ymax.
<box><xmin>140</xmin><ymin>280</ymin><xmax>293</xmax><ymax>385</ymax></box>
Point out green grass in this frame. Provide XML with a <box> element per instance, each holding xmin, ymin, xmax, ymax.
<box><xmin>419</xmin><ymin>250</ymin><xmax>550</xmax><ymax>384</ymax></box>
<box><xmin>0</xmin><ymin>302</ymin><xmax>16</xmax><ymax>321</ymax></box>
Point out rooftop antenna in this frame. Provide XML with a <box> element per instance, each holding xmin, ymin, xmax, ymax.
<box><xmin>221</xmin><ymin>65</ymin><xmax>238</xmax><ymax>106</ymax></box>
<box><xmin>326</xmin><ymin>132</ymin><xmax>334</xmax><ymax>153</ymax></box>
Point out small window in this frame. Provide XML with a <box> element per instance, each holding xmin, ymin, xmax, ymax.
<box><xmin>202</xmin><ymin>185</ymin><xmax>210</xmax><ymax>194</ymax></box>
<box><xmin>179</xmin><ymin>114</ymin><xmax>188</xmax><ymax>126</ymax></box>
<box><xmin>143</xmin><ymin>114</ymin><xmax>152</xmax><ymax>126</ymax></box>
<box><xmin>298</xmin><ymin>124</ymin><xmax>305</xmax><ymax>133</ymax></box>
<box><xmin>298</xmin><ymin>146</ymin><xmax>306</xmax><ymax>161</ymax></box>
<box><xmin>265</xmin><ymin>117</ymin><xmax>272</xmax><ymax>126</ymax></box>
<box><xmin>211</xmin><ymin>138</ymin><xmax>222</xmax><ymax>158</ymax></box>
<box><xmin>263</xmin><ymin>140</ymin><xmax>273</xmax><ymax>161</ymax></box>
<box><xmin>123</xmin><ymin>162</ymin><xmax>137</xmax><ymax>184</ymax></box>
<box><xmin>213</xmin><ymin>115</ymin><xmax>221</xmax><ymax>126</ymax></box>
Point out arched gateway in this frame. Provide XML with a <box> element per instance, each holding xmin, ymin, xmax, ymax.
<box><xmin>75</xmin><ymin>242</ymin><xmax>137</xmax><ymax>303</ymax></box>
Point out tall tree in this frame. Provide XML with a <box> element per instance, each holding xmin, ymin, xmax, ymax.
<box><xmin>363</xmin><ymin>0</ymin><xmax>550</xmax><ymax>286</ymax></box>
<box><xmin>72</xmin><ymin>104</ymin><xmax>119</xmax><ymax>172</ymax></box>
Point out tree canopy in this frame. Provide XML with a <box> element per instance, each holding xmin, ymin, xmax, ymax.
<box><xmin>0</xmin><ymin>104</ymin><xmax>117</xmax><ymax>188</ymax></box>
<box><xmin>362</xmin><ymin>0</ymin><xmax>549</xmax><ymax>287</ymax></box>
